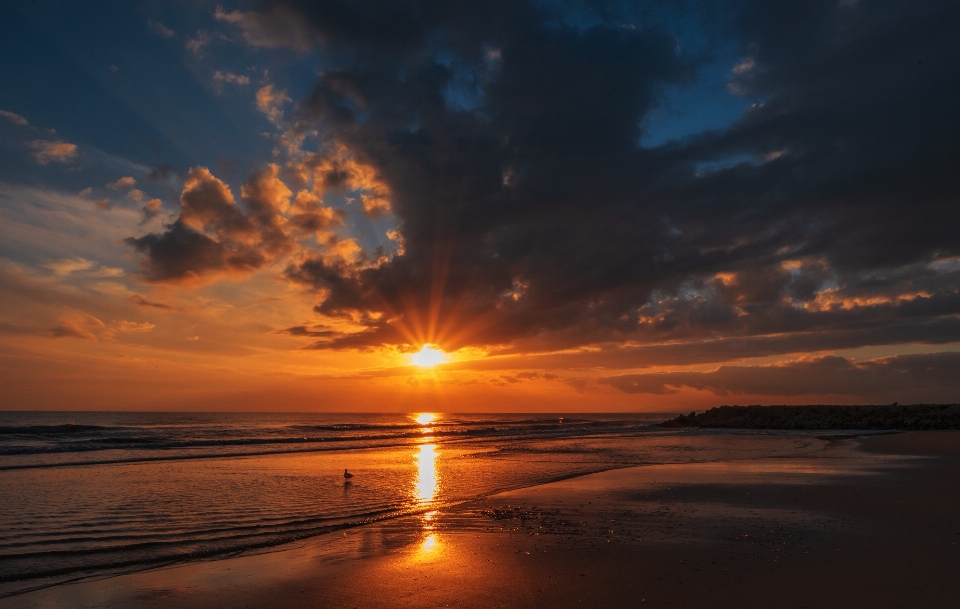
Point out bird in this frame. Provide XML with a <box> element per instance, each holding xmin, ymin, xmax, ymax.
<box><xmin>343</xmin><ymin>469</ymin><xmax>354</xmax><ymax>479</ymax></box>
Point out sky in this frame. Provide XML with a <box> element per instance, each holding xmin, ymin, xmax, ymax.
<box><xmin>1</xmin><ymin>0</ymin><xmax>959</xmax><ymax>412</ymax></box>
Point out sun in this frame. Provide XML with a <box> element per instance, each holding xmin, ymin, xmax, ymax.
<box><xmin>411</xmin><ymin>345</ymin><xmax>448</xmax><ymax>367</ymax></box>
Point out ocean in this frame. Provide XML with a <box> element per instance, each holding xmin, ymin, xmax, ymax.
<box><xmin>0</xmin><ymin>411</ymin><xmax>832</xmax><ymax>597</ymax></box>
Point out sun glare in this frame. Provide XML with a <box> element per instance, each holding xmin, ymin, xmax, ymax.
<box><xmin>411</xmin><ymin>345</ymin><xmax>447</xmax><ymax>367</ymax></box>
<box><xmin>415</xmin><ymin>413</ymin><xmax>436</xmax><ymax>426</ymax></box>
<box><xmin>414</xmin><ymin>443</ymin><xmax>439</xmax><ymax>503</ymax></box>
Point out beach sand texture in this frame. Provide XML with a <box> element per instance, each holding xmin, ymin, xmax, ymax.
<box><xmin>4</xmin><ymin>432</ymin><xmax>958</xmax><ymax>609</ymax></box>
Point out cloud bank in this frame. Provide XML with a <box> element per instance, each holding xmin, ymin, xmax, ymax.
<box><xmin>129</xmin><ymin>0</ymin><xmax>960</xmax><ymax>366</ymax></box>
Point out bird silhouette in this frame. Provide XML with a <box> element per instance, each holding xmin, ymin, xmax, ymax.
<box><xmin>343</xmin><ymin>469</ymin><xmax>354</xmax><ymax>479</ymax></box>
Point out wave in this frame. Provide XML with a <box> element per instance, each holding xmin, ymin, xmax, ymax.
<box><xmin>0</xmin><ymin>419</ymin><xmax>654</xmax><ymax>460</ymax></box>
<box><xmin>0</xmin><ymin>507</ymin><xmax>406</xmax><ymax>585</ymax></box>
<box><xmin>0</xmin><ymin>412</ymin><xmax>697</xmax><ymax>598</ymax></box>
<box><xmin>0</xmin><ymin>423</ymin><xmax>656</xmax><ymax>470</ymax></box>
<box><xmin>0</xmin><ymin>424</ymin><xmax>110</xmax><ymax>435</ymax></box>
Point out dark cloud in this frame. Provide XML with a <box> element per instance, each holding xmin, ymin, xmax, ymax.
<box><xmin>262</xmin><ymin>0</ymin><xmax>960</xmax><ymax>354</ymax></box>
<box><xmin>599</xmin><ymin>352</ymin><xmax>960</xmax><ymax>402</ymax></box>
<box><xmin>277</xmin><ymin>324</ymin><xmax>339</xmax><ymax>338</ymax></box>
<box><xmin>130</xmin><ymin>295</ymin><xmax>173</xmax><ymax>310</ymax></box>
<box><xmin>428</xmin><ymin>315</ymin><xmax>960</xmax><ymax>373</ymax></box>
<box><xmin>145</xmin><ymin>164</ymin><xmax>175</xmax><ymax>182</ymax></box>
<box><xmin>139</xmin><ymin>0</ymin><xmax>960</xmax><ymax>361</ymax></box>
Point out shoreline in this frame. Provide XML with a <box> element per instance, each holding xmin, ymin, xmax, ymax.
<box><xmin>4</xmin><ymin>431</ymin><xmax>959</xmax><ymax>608</ymax></box>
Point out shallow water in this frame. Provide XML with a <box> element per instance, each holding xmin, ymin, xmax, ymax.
<box><xmin>0</xmin><ymin>412</ymin><xmax>839</xmax><ymax>596</ymax></box>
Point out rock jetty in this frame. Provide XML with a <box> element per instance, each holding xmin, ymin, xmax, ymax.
<box><xmin>661</xmin><ymin>404</ymin><xmax>960</xmax><ymax>430</ymax></box>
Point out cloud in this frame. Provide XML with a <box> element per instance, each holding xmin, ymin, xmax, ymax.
<box><xmin>213</xmin><ymin>70</ymin><xmax>251</xmax><ymax>87</ymax></box>
<box><xmin>44</xmin><ymin>258</ymin><xmax>95</xmax><ymax>276</ymax></box>
<box><xmin>214</xmin><ymin>5</ymin><xmax>318</xmax><ymax>52</ymax></box>
<box><xmin>0</xmin><ymin>183</ymin><xmax>144</xmax><ymax>267</ymax></box>
<box><xmin>128</xmin><ymin>0</ymin><xmax>960</xmax><ymax>368</ymax></box>
<box><xmin>101</xmin><ymin>320</ymin><xmax>156</xmax><ymax>340</ymax></box>
<box><xmin>126</xmin><ymin>164</ymin><xmax>341</xmax><ymax>284</ymax></box>
<box><xmin>146</xmin><ymin>164</ymin><xmax>175</xmax><ymax>182</ymax></box>
<box><xmin>599</xmin><ymin>352</ymin><xmax>960</xmax><ymax>401</ymax></box>
<box><xmin>27</xmin><ymin>140</ymin><xmax>77</xmax><ymax>165</ymax></box>
<box><xmin>186</xmin><ymin>31</ymin><xmax>211</xmax><ymax>58</ymax></box>
<box><xmin>149</xmin><ymin>20</ymin><xmax>175</xmax><ymax>38</ymax></box>
<box><xmin>290</xmin><ymin>143</ymin><xmax>393</xmax><ymax>218</ymax></box>
<box><xmin>255</xmin><ymin>0</ymin><xmax>960</xmax><ymax>356</ymax></box>
<box><xmin>130</xmin><ymin>295</ymin><xmax>173</xmax><ymax>310</ymax></box>
<box><xmin>731</xmin><ymin>57</ymin><xmax>756</xmax><ymax>75</ymax></box>
<box><xmin>49</xmin><ymin>313</ymin><xmax>155</xmax><ymax>340</ymax></box>
<box><xmin>49</xmin><ymin>313</ymin><xmax>105</xmax><ymax>339</ymax></box>
<box><xmin>0</xmin><ymin>109</ymin><xmax>28</xmax><ymax>126</ymax></box>
<box><xmin>277</xmin><ymin>324</ymin><xmax>338</xmax><ymax>337</ymax></box>
<box><xmin>256</xmin><ymin>85</ymin><xmax>290</xmax><ymax>125</ymax></box>
<box><xmin>141</xmin><ymin>198</ymin><xmax>163</xmax><ymax>222</ymax></box>
<box><xmin>107</xmin><ymin>176</ymin><xmax>136</xmax><ymax>190</ymax></box>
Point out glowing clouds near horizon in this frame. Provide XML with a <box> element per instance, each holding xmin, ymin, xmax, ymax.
<box><xmin>411</xmin><ymin>345</ymin><xmax>447</xmax><ymax>368</ymax></box>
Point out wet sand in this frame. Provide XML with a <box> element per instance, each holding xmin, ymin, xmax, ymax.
<box><xmin>5</xmin><ymin>432</ymin><xmax>959</xmax><ymax>609</ymax></box>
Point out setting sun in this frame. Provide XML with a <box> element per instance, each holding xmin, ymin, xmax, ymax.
<box><xmin>411</xmin><ymin>345</ymin><xmax>448</xmax><ymax>368</ymax></box>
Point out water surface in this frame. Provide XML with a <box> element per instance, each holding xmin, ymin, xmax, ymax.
<box><xmin>0</xmin><ymin>411</ymin><xmax>835</xmax><ymax>596</ymax></box>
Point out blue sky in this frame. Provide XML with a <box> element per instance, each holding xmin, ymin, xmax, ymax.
<box><xmin>1</xmin><ymin>1</ymin><xmax>751</xmax><ymax>190</ymax></box>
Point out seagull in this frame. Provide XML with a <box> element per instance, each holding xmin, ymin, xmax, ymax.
<box><xmin>343</xmin><ymin>469</ymin><xmax>354</xmax><ymax>479</ymax></box>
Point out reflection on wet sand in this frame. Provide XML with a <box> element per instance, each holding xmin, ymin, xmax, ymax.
<box><xmin>418</xmin><ymin>532</ymin><xmax>440</xmax><ymax>556</ymax></box>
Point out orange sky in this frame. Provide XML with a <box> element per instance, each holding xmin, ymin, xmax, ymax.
<box><xmin>2</xmin><ymin>236</ymin><xmax>956</xmax><ymax>412</ymax></box>
<box><xmin>2</xmin><ymin>1</ymin><xmax>959</xmax><ymax>411</ymax></box>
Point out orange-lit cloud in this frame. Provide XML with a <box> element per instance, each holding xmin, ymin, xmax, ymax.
<box><xmin>256</xmin><ymin>85</ymin><xmax>290</xmax><ymax>126</ymax></box>
<box><xmin>49</xmin><ymin>313</ymin><xmax>105</xmax><ymax>339</ymax></box>
<box><xmin>107</xmin><ymin>176</ymin><xmax>136</xmax><ymax>190</ymax></box>
<box><xmin>294</xmin><ymin>142</ymin><xmax>393</xmax><ymax>218</ymax></box>
<box><xmin>28</xmin><ymin>140</ymin><xmax>77</xmax><ymax>165</ymax></box>
<box><xmin>125</xmin><ymin>164</ymin><xmax>350</xmax><ymax>285</ymax></box>
<box><xmin>45</xmin><ymin>258</ymin><xmax>95</xmax><ymax>276</ymax></box>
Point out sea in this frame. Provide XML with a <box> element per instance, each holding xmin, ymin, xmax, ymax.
<box><xmin>0</xmin><ymin>411</ymin><xmax>835</xmax><ymax>597</ymax></box>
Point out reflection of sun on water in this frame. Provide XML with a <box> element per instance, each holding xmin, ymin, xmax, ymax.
<box><xmin>414</xmin><ymin>443</ymin><xmax>439</xmax><ymax>503</ymax></box>
<box><xmin>414</xmin><ymin>413</ymin><xmax>436</xmax><ymax>426</ymax></box>
<box><xmin>410</xmin><ymin>414</ymin><xmax>442</xmax><ymax>559</ymax></box>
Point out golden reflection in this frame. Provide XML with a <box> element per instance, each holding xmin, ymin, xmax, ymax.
<box><xmin>414</xmin><ymin>412</ymin><xmax>436</xmax><ymax>426</ymax></box>
<box><xmin>419</xmin><ymin>532</ymin><xmax>440</xmax><ymax>555</ymax></box>
<box><xmin>414</xmin><ymin>443</ymin><xmax>439</xmax><ymax>503</ymax></box>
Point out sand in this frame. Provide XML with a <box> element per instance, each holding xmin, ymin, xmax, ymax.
<box><xmin>4</xmin><ymin>432</ymin><xmax>958</xmax><ymax>609</ymax></box>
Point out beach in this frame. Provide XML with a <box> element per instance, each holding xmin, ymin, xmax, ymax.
<box><xmin>4</xmin><ymin>431</ymin><xmax>957</xmax><ymax>609</ymax></box>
